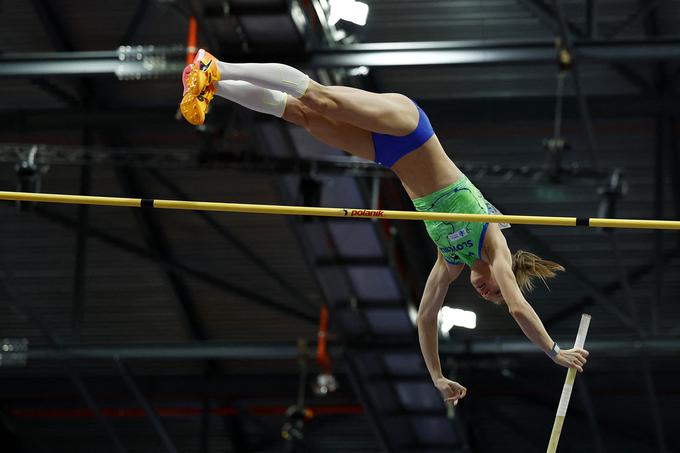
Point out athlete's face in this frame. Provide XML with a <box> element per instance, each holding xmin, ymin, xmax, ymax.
<box><xmin>470</xmin><ymin>263</ymin><xmax>504</xmax><ymax>304</ymax></box>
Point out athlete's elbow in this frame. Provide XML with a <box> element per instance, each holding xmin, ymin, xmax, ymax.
<box><xmin>507</xmin><ymin>302</ymin><xmax>529</xmax><ymax>319</ymax></box>
<box><xmin>415</xmin><ymin>310</ymin><xmax>438</xmax><ymax>328</ymax></box>
<box><xmin>509</xmin><ymin>307</ymin><xmax>523</xmax><ymax>319</ymax></box>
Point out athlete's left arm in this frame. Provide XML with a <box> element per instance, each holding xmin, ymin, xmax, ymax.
<box><xmin>486</xmin><ymin>231</ymin><xmax>554</xmax><ymax>354</ymax></box>
<box><xmin>485</xmin><ymin>229</ymin><xmax>589</xmax><ymax>371</ymax></box>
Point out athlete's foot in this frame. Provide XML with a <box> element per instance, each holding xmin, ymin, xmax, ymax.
<box><xmin>180</xmin><ymin>62</ymin><xmax>218</xmax><ymax>126</ymax></box>
<box><xmin>185</xmin><ymin>49</ymin><xmax>221</xmax><ymax>96</ymax></box>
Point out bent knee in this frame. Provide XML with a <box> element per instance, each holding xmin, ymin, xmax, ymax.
<box><xmin>301</xmin><ymin>83</ymin><xmax>337</xmax><ymax>114</ymax></box>
<box><xmin>282</xmin><ymin>99</ymin><xmax>308</xmax><ymax>127</ymax></box>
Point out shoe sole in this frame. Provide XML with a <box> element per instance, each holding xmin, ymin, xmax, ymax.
<box><xmin>180</xmin><ymin>94</ymin><xmax>206</xmax><ymax>126</ymax></box>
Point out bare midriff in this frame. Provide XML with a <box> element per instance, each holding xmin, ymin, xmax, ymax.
<box><xmin>390</xmin><ymin>134</ymin><xmax>464</xmax><ymax>199</ymax></box>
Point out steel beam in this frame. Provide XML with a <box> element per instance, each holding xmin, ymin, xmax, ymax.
<box><xmin>335</xmin><ymin>354</ymin><xmax>396</xmax><ymax>452</ymax></box>
<box><xmin>29</xmin><ymin>205</ymin><xmax>318</xmax><ymax>324</ymax></box>
<box><xmin>16</xmin><ymin>341</ymin><xmax>303</xmax><ymax>361</ymax></box>
<box><xmin>115</xmin><ymin>358</ymin><xmax>180</xmax><ymax>453</ymax></box>
<box><xmin>206</xmin><ymin>0</ymin><xmax>290</xmax><ymax>15</ymax></box>
<box><xmin>574</xmin><ymin>39</ymin><xmax>680</xmax><ymax>63</ymax></box>
<box><xmin>182</xmin><ymin>0</ymin><xmax>221</xmax><ymax>53</ymax></box>
<box><xmin>586</xmin><ymin>0</ymin><xmax>598</xmax><ymax>38</ymax></box>
<box><xmin>503</xmin><ymin>377</ymin><xmax>664</xmax><ymax>450</ymax></box>
<box><xmin>643</xmin><ymin>10</ymin><xmax>669</xmax><ymax>450</ymax></box>
<box><xmin>0</xmin><ymin>143</ymin><xmax>612</xmax><ymax>182</ymax></box>
<box><xmin>0</xmin><ymin>255</ymin><xmax>128</xmax><ymax>453</ymax></box>
<box><xmin>545</xmin><ymin>248</ymin><xmax>680</xmax><ymax>329</ymax></box>
<box><xmin>116</xmin><ymin>165</ymin><xmax>208</xmax><ymax>340</ymax></box>
<box><xmin>649</xmin><ymin>5</ymin><xmax>667</xmax><ymax>337</ymax></box>
<box><xmin>29</xmin><ymin>0</ymin><xmax>93</xmax><ymax>105</ymax></box>
<box><xmin>483</xmin><ymin>405</ymin><xmax>544</xmax><ymax>450</ymax></box>
<box><xmin>29</xmin><ymin>79</ymin><xmax>80</xmax><ymax>107</ymax></box>
<box><xmin>0</xmin><ymin>374</ymin><xmax>356</xmax><ymax>402</ymax></box>
<box><xmin>518</xmin><ymin>0</ymin><xmax>653</xmax><ymax>94</ymax></box>
<box><xmin>281</xmin><ymin>40</ymin><xmax>680</xmax><ymax>67</ymax></box>
<box><xmin>517</xmin><ymin>0</ymin><xmax>583</xmax><ymax>36</ymax></box>
<box><xmin>4</xmin><ymin>40</ymin><xmax>680</xmax><ymax>78</ymax></box>
<box><xmin>576</xmin><ymin>376</ymin><xmax>606</xmax><ymax>453</ymax></box>
<box><xmin>119</xmin><ymin>0</ymin><xmax>150</xmax><ymax>45</ymax></box>
<box><xmin>609</xmin><ymin>233</ymin><xmax>642</xmax><ymax>327</ymax></box>
<box><xmin>29</xmin><ymin>0</ymin><xmax>75</xmax><ymax>52</ymax></box>
<box><xmin>20</xmin><ymin>337</ymin><xmax>680</xmax><ymax>361</ymax></box>
<box><xmin>0</xmin><ymin>49</ymin><xmax>185</xmax><ymax>78</ymax></box>
<box><xmin>653</xmin><ymin>111</ymin><xmax>664</xmax><ymax>336</ymax></box>
<box><xmin>0</xmin><ymin>143</ymin><xmax>390</xmax><ymax>177</ymax></box>
<box><xmin>670</xmin><ymin>112</ymin><xmax>680</xmax><ymax>250</ymax></box>
<box><xmin>71</xmin><ymin>134</ymin><xmax>92</xmax><ymax>343</ymax></box>
<box><xmin>148</xmin><ymin>169</ymin><xmax>319</xmax><ymax>309</ymax></box>
<box><xmin>6</xmin><ymin>404</ymin><xmax>364</xmax><ymax>423</ymax></box>
<box><xmin>1</xmin><ymin>95</ymin><xmax>673</xmax><ymax>131</ymax></box>
<box><xmin>0</xmin><ymin>410</ymin><xmax>28</xmax><ymax>453</ymax></box>
<box><xmin>205</xmin><ymin>0</ymin><xmax>254</xmax><ymax>53</ymax></box>
<box><xmin>200</xmin><ymin>399</ymin><xmax>210</xmax><ymax>453</ymax></box>
<box><xmin>642</xmin><ymin>357</ymin><xmax>669</xmax><ymax>452</ymax></box>
<box><xmin>554</xmin><ymin>0</ymin><xmax>600</xmax><ymax>169</ymax></box>
<box><xmin>115</xmin><ymin>164</ymin><xmax>236</xmax><ymax>451</ymax></box>
<box><xmin>440</xmin><ymin>338</ymin><xmax>680</xmax><ymax>357</ymax></box>
<box><xmin>605</xmin><ymin>0</ymin><xmax>661</xmax><ymax>39</ymax></box>
<box><xmin>608</xmin><ymin>63</ymin><xmax>654</xmax><ymax>94</ymax></box>
<box><xmin>25</xmin><ymin>342</ymin><xmax>323</xmax><ymax>360</ymax></box>
<box><xmin>0</xmin><ymin>106</ymin><xmax>185</xmax><ymax>130</ymax></box>
<box><xmin>597</xmin><ymin>232</ymin><xmax>668</xmax><ymax>452</ymax></box>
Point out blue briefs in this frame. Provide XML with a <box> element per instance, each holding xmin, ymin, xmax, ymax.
<box><xmin>371</xmin><ymin>101</ymin><xmax>435</xmax><ymax>168</ymax></box>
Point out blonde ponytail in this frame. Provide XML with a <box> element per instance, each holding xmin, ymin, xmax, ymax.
<box><xmin>511</xmin><ymin>250</ymin><xmax>565</xmax><ymax>294</ymax></box>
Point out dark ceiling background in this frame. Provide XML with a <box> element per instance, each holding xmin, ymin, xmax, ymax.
<box><xmin>1</xmin><ymin>0</ymin><xmax>680</xmax><ymax>452</ymax></box>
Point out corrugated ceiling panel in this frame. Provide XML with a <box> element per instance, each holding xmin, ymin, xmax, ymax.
<box><xmin>375</xmin><ymin>64</ymin><xmax>642</xmax><ymax>99</ymax></box>
<box><xmin>0</xmin><ymin>1</ymin><xmax>54</xmax><ymax>52</ymax></box>
<box><xmin>365</xmin><ymin>0</ymin><xmax>551</xmax><ymax>42</ymax></box>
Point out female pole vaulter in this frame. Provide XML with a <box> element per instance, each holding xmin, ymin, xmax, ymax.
<box><xmin>180</xmin><ymin>50</ymin><xmax>589</xmax><ymax>405</ymax></box>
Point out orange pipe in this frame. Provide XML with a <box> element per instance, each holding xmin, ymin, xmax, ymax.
<box><xmin>186</xmin><ymin>16</ymin><xmax>198</xmax><ymax>65</ymax></box>
<box><xmin>316</xmin><ymin>305</ymin><xmax>331</xmax><ymax>372</ymax></box>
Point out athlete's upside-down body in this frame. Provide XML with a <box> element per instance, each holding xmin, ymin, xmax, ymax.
<box><xmin>180</xmin><ymin>50</ymin><xmax>589</xmax><ymax>405</ymax></box>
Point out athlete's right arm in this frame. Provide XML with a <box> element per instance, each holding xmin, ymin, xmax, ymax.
<box><xmin>416</xmin><ymin>254</ymin><xmax>467</xmax><ymax>404</ymax></box>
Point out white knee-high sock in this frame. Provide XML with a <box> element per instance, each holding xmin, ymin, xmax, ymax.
<box><xmin>215</xmin><ymin>80</ymin><xmax>288</xmax><ymax>118</ymax></box>
<box><xmin>217</xmin><ymin>62</ymin><xmax>310</xmax><ymax>98</ymax></box>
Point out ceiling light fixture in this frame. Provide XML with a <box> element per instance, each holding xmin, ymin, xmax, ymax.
<box><xmin>439</xmin><ymin>307</ymin><xmax>477</xmax><ymax>337</ymax></box>
<box><xmin>328</xmin><ymin>0</ymin><xmax>369</xmax><ymax>26</ymax></box>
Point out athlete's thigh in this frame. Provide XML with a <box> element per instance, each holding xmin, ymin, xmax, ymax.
<box><xmin>304</xmin><ymin>82</ymin><xmax>419</xmax><ymax>136</ymax></box>
<box><xmin>283</xmin><ymin>98</ymin><xmax>375</xmax><ymax>161</ymax></box>
<box><xmin>306</xmin><ymin>110</ymin><xmax>375</xmax><ymax>161</ymax></box>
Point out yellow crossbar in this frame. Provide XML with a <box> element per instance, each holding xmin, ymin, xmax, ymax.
<box><xmin>1</xmin><ymin>191</ymin><xmax>679</xmax><ymax>230</ymax></box>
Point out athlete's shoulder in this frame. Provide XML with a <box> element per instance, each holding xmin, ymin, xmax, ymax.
<box><xmin>481</xmin><ymin>224</ymin><xmax>511</xmax><ymax>264</ymax></box>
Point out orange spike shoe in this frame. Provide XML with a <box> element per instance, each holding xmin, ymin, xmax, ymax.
<box><xmin>180</xmin><ymin>85</ymin><xmax>216</xmax><ymax>126</ymax></box>
<box><xmin>185</xmin><ymin>49</ymin><xmax>221</xmax><ymax>97</ymax></box>
<box><xmin>180</xmin><ymin>63</ymin><xmax>218</xmax><ymax>126</ymax></box>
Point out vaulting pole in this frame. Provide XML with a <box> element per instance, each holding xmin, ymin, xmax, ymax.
<box><xmin>1</xmin><ymin>191</ymin><xmax>679</xmax><ymax>230</ymax></box>
<box><xmin>546</xmin><ymin>314</ymin><xmax>592</xmax><ymax>453</ymax></box>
